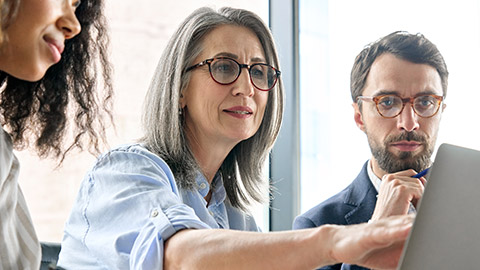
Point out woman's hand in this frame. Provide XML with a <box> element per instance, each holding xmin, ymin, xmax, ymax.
<box><xmin>326</xmin><ymin>215</ymin><xmax>413</xmax><ymax>270</ymax></box>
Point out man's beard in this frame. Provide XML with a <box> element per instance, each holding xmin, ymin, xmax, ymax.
<box><xmin>367</xmin><ymin>131</ymin><xmax>434</xmax><ymax>173</ymax></box>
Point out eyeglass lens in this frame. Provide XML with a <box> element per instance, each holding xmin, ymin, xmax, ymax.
<box><xmin>376</xmin><ymin>95</ymin><xmax>440</xmax><ymax>117</ymax></box>
<box><xmin>210</xmin><ymin>58</ymin><xmax>278</xmax><ymax>90</ymax></box>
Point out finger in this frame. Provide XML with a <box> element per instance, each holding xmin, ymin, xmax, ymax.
<box><xmin>384</xmin><ymin>169</ymin><xmax>418</xmax><ymax>178</ymax></box>
<box><xmin>381</xmin><ymin>174</ymin><xmax>424</xmax><ymax>186</ymax></box>
<box><xmin>400</xmin><ymin>177</ymin><xmax>426</xmax><ymax>190</ymax></box>
<box><xmin>375</xmin><ymin>181</ymin><xmax>424</xmax><ymax>213</ymax></box>
<box><xmin>378</xmin><ymin>178</ymin><xmax>424</xmax><ymax>196</ymax></box>
<box><xmin>418</xmin><ymin>176</ymin><xmax>427</xmax><ymax>186</ymax></box>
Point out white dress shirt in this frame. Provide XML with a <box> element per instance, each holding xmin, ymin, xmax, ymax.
<box><xmin>0</xmin><ymin>128</ymin><xmax>41</xmax><ymax>270</ymax></box>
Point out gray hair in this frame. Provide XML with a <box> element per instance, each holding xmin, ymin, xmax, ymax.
<box><xmin>141</xmin><ymin>7</ymin><xmax>284</xmax><ymax>211</ymax></box>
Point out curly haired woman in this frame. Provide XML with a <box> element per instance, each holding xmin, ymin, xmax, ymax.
<box><xmin>0</xmin><ymin>0</ymin><xmax>113</xmax><ymax>268</ymax></box>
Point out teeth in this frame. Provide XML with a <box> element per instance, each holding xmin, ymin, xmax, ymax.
<box><xmin>232</xmin><ymin>111</ymin><xmax>251</xmax><ymax>114</ymax></box>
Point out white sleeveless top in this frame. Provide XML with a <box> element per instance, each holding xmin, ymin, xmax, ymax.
<box><xmin>0</xmin><ymin>128</ymin><xmax>40</xmax><ymax>269</ymax></box>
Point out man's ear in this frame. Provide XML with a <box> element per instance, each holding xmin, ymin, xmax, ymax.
<box><xmin>353</xmin><ymin>102</ymin><xmax>366</xmax><ymax>132</ymax></box>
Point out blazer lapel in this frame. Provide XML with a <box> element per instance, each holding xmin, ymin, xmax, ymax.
<box><xmin>343</xmin><ymin>162</ymin><xmax>378</xmax><ymax>225</ymax></box>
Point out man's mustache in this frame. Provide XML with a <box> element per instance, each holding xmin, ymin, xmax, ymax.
<box><xmin>385</xmin><ymin>131</ymin><xmax>428</xmax><ymax>145</ymax></box>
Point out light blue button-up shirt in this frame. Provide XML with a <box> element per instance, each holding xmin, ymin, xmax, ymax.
<box><xmin>58</xmin><ymin>144</ymin><xmax>259</xmax><ymax>269</ymax></box>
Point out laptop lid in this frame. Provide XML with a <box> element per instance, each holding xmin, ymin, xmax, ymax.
<box><xmin>398</xmin><ymin>143</ymin><xmax>480</xmax><ymax>269</ymax></box>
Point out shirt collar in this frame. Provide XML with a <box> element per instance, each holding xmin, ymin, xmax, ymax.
<box><xmin>194</xmin><ymin>171</ymin><xmax>226</xmax><ymax>205</ymax></box>
<box><xmin>367</xmin><ymin>159</ymin><xmax>382</xmax><ymax>192</ymax></box>
<box><xmin>195</xmin><ymin>172</ymin><xmax>210</xmax><ymax>197</ymax></box>
<box><xmin>211</xmin><ymin>173</ymin><xmax>226</xmax><ymax>206</ymax></box>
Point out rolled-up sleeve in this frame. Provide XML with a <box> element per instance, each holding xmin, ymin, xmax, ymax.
<box><xmin>66</xmin><ymin>145</ymin><xmax>210</xmax><ymax>269</ymax></box>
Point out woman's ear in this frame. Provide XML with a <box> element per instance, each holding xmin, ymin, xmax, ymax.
<box><xmin>179</xmin><ymin>91</ymin><xmax>186</xmax><ymax>109</ymax></box>
<box><xmin>353</xmin><ymin>102</ymin><xmax>366</xmax><ymax>132</ymax></box>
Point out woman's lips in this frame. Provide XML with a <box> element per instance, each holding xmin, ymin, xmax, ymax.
<box><xmin>44</xmin><ymin>36</ymin><xmax>64</xmax><ymax>63</ymax></box>
<box><xmin>223</xmin><ymin>106</ymin><xmax>253</xmax><ymax>119</ymax></box>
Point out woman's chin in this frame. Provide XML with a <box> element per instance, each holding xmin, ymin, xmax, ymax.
<box><xmin>10</xmin><ymin>67</ymin><xmax>48</xmax><ymax>82</ymax></box>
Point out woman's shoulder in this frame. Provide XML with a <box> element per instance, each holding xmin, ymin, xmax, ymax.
<box><xmin>98</xmin><ymin>143</ymin><xmax>155</xmax><ymax>158</ymax></box>
<box><xmin>0</xmin><ymin>127</ymin><xmax>14</xmax><ymax>164</ymax></box>
<box><xmin>93</xmin><ymin>143</ymin><xmax>171</xmax><ymax>173</ymax></box>
<box><xmin>0</xmin><ymin>127</ymin><xmax>15</xmax><ymax>184</ymax></box>
<box><xmin>0</xmin><ymin>127</ymin><xmax>13</xmax><ymax>149</ymax></box>
<box><xmin>105</xmin><ymin>143</ymin><xmax>153</xmax><ymax>156</ymax></box>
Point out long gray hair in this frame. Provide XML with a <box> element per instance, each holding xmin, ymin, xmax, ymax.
<box><xmin>141</xmin><ymin>7</ymin><xmax>284</xmax><ymax>211</ymax></box>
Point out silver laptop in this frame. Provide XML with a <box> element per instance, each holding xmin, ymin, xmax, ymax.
<box><xmin>398</xmin><ymin>143</ymin><xmax>480</xmax><ymax>269</ymax></box>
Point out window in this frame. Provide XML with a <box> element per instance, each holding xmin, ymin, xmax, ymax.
<box><xmin>299</xmin><ymin>0</ymin><xmax>480</xmax><ymax>213</ymax></box>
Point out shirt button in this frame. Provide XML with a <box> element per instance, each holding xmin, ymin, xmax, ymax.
<box><xmin>199</xmin><ymin>183</ymin><xmax>207</xmax><ymax>189</ymax></box>
<box><xmin>208</xmin><ymin>210</ymin><xmax>214</xmax><ymax>216</ymax></box>
<box><xmin>151</xmin><ymin>209</ymin><xmax>159</xmax><ymax>217</ymax></box>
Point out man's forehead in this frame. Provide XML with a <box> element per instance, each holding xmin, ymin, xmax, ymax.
<box><xmin>363</xmin><ymin>55</ymin><xmax>443</xmax><ymax>97</ymax></box>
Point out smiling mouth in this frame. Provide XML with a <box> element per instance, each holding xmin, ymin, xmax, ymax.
<box><xmin>43</xmin><ymin>36</ymin><xmax>65</xmax><ymax>63</ymax></box>
<box><xmin>224</xmin><ymin>110</ymin><xmax>252</xmax><ymax>115</ymax></box>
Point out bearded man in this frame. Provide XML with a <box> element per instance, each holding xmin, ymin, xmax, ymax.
<box><xmin>293</xmin><ymin>31</ymin><xmax>448</xmax><ymax>270</ymax></box>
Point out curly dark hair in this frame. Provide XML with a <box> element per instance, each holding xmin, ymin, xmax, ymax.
<box><xmin>0</xmin><ymin>0</ymin><xmax>114</xmax><ymax>163</ymax></box>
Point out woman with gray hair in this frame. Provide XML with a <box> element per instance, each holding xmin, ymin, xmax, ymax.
<box><xmin>59</xmin><ymin>6</ymin><xmax>412</xmax><ymax>270</ymax></box>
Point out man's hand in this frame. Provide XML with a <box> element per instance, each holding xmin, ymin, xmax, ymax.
<box><xmin>371</xmin><ymin>170</ymin><xmax>426</xmax><ymax>221</ymax></box>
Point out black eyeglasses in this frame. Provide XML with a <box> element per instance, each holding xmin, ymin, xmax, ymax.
<box><xmin>185</xmin><ymin>57</ymin><xmax>281</xmax><ymax>91</ymax></box>
<box><xmin>357</xmin><ymin>94</ymin><xmax>444</xmax><ymax>118</ymax></box>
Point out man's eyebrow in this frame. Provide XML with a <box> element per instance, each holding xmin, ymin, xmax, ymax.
<box><xmin>414</xmin><ymin>90</ymin><xmax>443</xmax><ymax>96</ymax></box>
<box><xmin>371</xmin><ymin>90</ymin><xmax>399</xmax><ymax>96</ymax></box>
<box><xmin>371</xmin><ymin>89</ymin><xmax>442</xmax><ymax>97</ymax></box>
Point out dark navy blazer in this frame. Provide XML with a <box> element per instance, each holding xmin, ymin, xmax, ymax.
<box><xmin>293</xmin><ymin>162</ymin><xmax>378</xmax><ymax>270</ymax></box>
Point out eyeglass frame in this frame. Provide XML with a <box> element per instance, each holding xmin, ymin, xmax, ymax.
<box><xmin>356</xmin><ymin>94</ymin><xmax>444</xmax><ymax>118</ymax></box>
<box><xmin>185</xmin><ymin>57</ymin><xmax>281</xmax><ymax>91</ymax></box>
